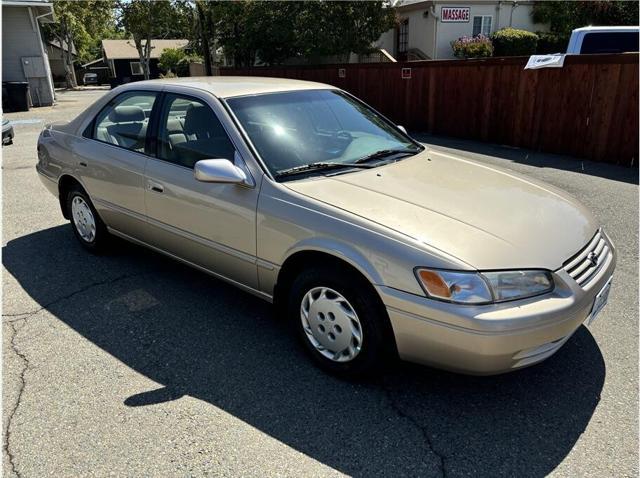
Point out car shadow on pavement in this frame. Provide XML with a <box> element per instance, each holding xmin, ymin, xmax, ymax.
<box><xmin>3</xmin><ymin>225</ymin><xmax>606</xmax><ymax>477</ymax></box>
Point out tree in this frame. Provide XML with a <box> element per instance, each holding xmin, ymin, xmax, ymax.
<box><xmin>209</xmin><ymin>1</ymin><xmax>396</xmax><ymax>67</ymax></box>
<box><xmin>533</xmin><ymin>1</ymin><xmax>639</xmax><ymax>36</ymax></box>
<box><xmin>118</xmin><ymin>0</ymin><xmax>176</xmax><ymax>79</ymax></box>
<box><xmin>212</xmin><ymin>1</ymin><xmax>261</xmax><ymax>67</ymax></box>
<box><xmin>158</xmin><ymin>47</ymin><xmax>187</xmax><ymax>74</ymax></box>
<box><xmin>80</xmin><ymin>26</ymin><xmax>127</xmax><ymax>66</ymax></box>
<box><xmin>195</xmin><ymin>0</ymin><xmax>215</xmax><ymax>75</ymax></box>
<box><xmin>311</xmin><ymin>2</ymin><xmax>397</xmax><ymax>62</ymax></box>
<box><xmin>44</xmin><ymin>1</ymin><xmax>114</xmax><ymax>87</ymax></box>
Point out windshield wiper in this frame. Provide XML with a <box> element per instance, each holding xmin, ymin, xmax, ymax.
<box><xmin>354</xmin><ymin>148</ymin><xmax>419</xmax><ymax>165</ymax></box>
<box><xmin>275</xmin><ymin>161</ymin><xmax>373</xmax><ymax>178</ymax></box>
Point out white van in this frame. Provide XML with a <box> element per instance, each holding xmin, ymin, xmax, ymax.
<box><xmin>567</xmin><ymin>26</ymin><xmax>639</xmax><ymax>54</ymax></box>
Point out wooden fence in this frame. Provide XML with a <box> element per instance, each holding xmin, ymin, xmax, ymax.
<box><xmin>221</xmin><ymin>54</ymin><xmax>639</xmax><ymax>167</ymax></box>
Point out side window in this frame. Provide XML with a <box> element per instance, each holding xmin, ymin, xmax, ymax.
<box><xmin>581</xmin><ymin>32</ymin><xmax>639</xmax><ymax>54</ymax></box>
<box><xmin>157</xmin><ymin>93</ymin><xmax>235</xmax><ymax>169</ymax></box>
<box><xmin>93</xmin><ymin>91</ymin><xmax>157</xmax><ymax>153</ymax></box>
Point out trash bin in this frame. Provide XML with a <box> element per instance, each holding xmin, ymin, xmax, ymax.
<box><xmin>2</xmin><ymin>82</ymin><xmax>30</xmax><ymax>112</ymax></box>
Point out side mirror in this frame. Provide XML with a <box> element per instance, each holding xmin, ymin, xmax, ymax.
<box><xmin>397</xmin><ymin>125</ymin><xmax>408</xmax><ymax>134</ymax></box>
<box><xmin>194</xmin><ymin>158</ymin><xmax>247</xmax><ymax>184</ymax></box>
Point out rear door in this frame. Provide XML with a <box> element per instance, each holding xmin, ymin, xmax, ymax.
<box><xmin>143</xmin><ymin>90</ymin><xmax>261</xmax><ymax>290</ymax></box>
<box><xmin>75</xmin><ymin>89</ymin><xmax>159</xmax><ymax>236</ymax></box>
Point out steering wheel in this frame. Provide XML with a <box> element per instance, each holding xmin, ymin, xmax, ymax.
<box><xmin>335</xmin><ymin>130</ymin><xmax>353</xmax><ymax>142</ymax></box>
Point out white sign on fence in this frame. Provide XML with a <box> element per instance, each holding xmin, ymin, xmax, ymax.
<box><xmin>441</xmin><ymin>7</ymin><xmax>470</xmax><ymax>23</ymax></box>
<box><xmin>525</xmin><ymin>54</ymin><xmax>566</xmax><ymax>70</ymax></box>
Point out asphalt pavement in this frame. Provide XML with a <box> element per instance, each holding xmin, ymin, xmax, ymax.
<box><xmin>2</xmin><ymin>88</ymin><xmax>638</xmax><ymax>477</ymax></box>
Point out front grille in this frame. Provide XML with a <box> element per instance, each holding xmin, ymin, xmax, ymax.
<box><xmin>563</xmin><ymin>229</ymin><xmax>611</xmax><ymax>287</ymax></box>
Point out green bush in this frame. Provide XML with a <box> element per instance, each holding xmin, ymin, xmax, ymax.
<box><xmin>490</xmin><ymin>28</ymin><xmax>539</xmax><ymax>56</ymax></box>
<box><xmin>535</xmin><ymin>31</ymin><xmax>569</xmax><ymax>54</ymax></box>
<box><xmin>451</xmin><ymin>35</ymin><xmax>494</xmax><ymax>59</ymax></box>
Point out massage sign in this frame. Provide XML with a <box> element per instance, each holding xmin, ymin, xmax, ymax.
<box><xmin>440</xmin><ymin>7</ymin><xmax>470</xmax><ymax>22</ymax></box>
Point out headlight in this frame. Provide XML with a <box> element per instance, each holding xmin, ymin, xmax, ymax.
<box><xmin>415</xmin><ymin>268</ymin><xmax>553</xmax><ymax>304</ymax></box>
<box><xmin>482</xmin><ymin>270</ymin><xmax>553</xmax><ymax>302</ymax></box>
<box><xmin>415</xmin><ymin>269</ymin><xmax>492</xmax><ymax>304</ymax></box>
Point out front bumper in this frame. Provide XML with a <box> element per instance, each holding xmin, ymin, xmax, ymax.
<box><xmin>377</xmin><ymin>242</ymin><xmax>616</xmax><ymax>375</ymax></box>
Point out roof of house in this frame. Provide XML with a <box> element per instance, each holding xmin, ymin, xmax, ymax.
<box><xmin>393</xmin><ymin>0</ymin><xmax>535</xmax><ymax>11</ymax></box>
<box><xmin>81</xmin><ymin>57</ymin><xmax>107</xmax><ymax>68</ymax></box>
<box><xmin>2</xmin><ymin>0</ymin><xmax>52</xmax><ymax>5</ymax></box>
<box><xmin>48</xmin><ymin>39</ymin><xmax>76</xmax><ymax>55</ymax></box>
<box><xmin>102</xmin><ymin>39</ymin><xmax>188</xmax><ymax>60</ymax></box>
<box><xmin>2</xmin><ymin>0</ymin><xmax>55</xmax><ymax>22</ymax></box>
<box><xmin>118</xmin><ymin>76</ymin><xmax>336</xmax><ymax>99</ymax></box>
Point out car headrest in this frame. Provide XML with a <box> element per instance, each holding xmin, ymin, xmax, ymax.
<box><xmin>109</xmin><ymin>105</ymin><xmax>145</xmax><ymax>123</ymax></box>
<box><xmin>184</xmin><ymin>104</ymin><xmax>227</xmax><ymax>138</ymax></box>
<box><xmin>183</xmin><ymin>104</ymin><xmax>212</xmax><ymax>137</ymax></box>
<box><xmin>166</xmin><ymin>118</ymin><xmax>183</xmax><ymax>134</ymax></box>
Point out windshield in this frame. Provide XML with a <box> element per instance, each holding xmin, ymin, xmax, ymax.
<box><xmin>226</xmin><ymin>89</ymin><xmax>422</xmax><ymax>179</ymax></box>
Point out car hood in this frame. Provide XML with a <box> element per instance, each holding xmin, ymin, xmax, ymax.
<box><xmin>285</xmin><ymin>149</ymin><xmax>597</xmax><ymax>270</ymax></box>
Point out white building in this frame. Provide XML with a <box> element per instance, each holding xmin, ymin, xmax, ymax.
<box><xmin>376</xmin><ymin>0</ymin><xmax>547</xmax><ymax>60</ymax></box>
<box><xmin>2</xmin><ymin>0</ymin><xmax>56</xmax><ymax>106</ymax></box>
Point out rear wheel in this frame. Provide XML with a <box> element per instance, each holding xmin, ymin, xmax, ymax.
<box><xmin>288</xmin><ymin>264</ymin><xmax>394</xmax><ymax>378</ymax></box>
<box><xmin>66</xmin><ymin>185</ymin><xmax>110</xmax><ymax>253</ymax></box>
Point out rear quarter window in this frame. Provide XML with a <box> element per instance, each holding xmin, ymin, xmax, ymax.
<box><xmin>580</xmin><ymin>32</ymin><xmax>639</xmax><ymax>54</ymax></box>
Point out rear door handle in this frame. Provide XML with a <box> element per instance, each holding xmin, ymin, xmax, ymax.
<box><xmin>148</xmin><ymin>181</ymin><xmax>164</xmax><ymax>193</ymax></box>
<box><xmin>78</xmin><ymin>161</ymin><xmax>88</xmax><ymax>167</ymax></box>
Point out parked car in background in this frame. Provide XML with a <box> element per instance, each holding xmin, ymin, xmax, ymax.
<box><xmin>567</xmin><ymin>26</ymin><xmax>639</xmax><ymax>54</ymax></box>
<box><xmin>83</xmin><ymin>73</ymin><xmax>98</xmax><ymax>86</ymax></box>
<box><xmin>3</xmin><ymin>118</ymin><xmax>14</xmax><ymax>145</ymax></box>
<box><xmin>36</xmin><ymin>77</ymin><xmax>616</xmax><ymax>377</ymax></box>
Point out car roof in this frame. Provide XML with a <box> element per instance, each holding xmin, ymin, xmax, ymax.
<box><xmin>124</xmin><ymin>76</ymin><xmax>337</xmax><ymax>99</ymax></box>
<box><xmin>572</xmin><ymin>26</ymin><xmax>639</xmax><ymax>33</ymax></box>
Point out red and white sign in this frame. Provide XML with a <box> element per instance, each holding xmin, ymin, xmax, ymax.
<box><xmin>441</xmin><ymin>7</ymin><xmax>470</xmax><ymax>22</ymax></box>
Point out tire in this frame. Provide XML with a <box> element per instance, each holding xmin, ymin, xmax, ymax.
<box><xmin>287</xmin><ymin>264</ymin><xmax>395</xmax><ymax>378</ymax></box>
<box><xmin>65</xmin><ymin>184</ymin><xmax>110</xmax><ymax>253</ymax></box>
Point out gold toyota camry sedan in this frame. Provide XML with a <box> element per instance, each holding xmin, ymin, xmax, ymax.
<box><xmin>36</xmin><ymin>77</ymin><xmax>616</xmax><ymax>377</ymax></box>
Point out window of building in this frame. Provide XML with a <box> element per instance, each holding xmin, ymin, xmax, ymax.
<box><xmin>397</xmin><ymin>19</ymin><xmax>409</xmax><ymax>55</ymax></box>
<box><xmin>130</xmin><ymin>61</ymin><xmax>144</xmax><ymax>75</ymax></box>
<box><xmin>472</xmin><ymin>16</ymin><xmax>492</xmax><ymax>37</ymax></box>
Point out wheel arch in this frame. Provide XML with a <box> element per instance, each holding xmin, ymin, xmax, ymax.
<box><xmin>58</xmin><ymin>174</ymin><xmax>87</xmax><ymax>220</ymax></box>
<box><xmin>274</xmin><ymin>247</ymin><xmax>398</xmax><ymax>358</ymax></box>
<box><xmin>274</xmin><ymin>243</ymin><xmax>385</xmax><ymax>310</ymax></box>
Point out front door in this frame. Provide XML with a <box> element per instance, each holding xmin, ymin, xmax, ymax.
<box><xmin>143</xmin><ymin>92</ymin><xmax>260</xmax><ymax>290</ymax></box>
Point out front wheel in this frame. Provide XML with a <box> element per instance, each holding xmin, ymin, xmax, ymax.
<box><xmin>288</xmin><ymin>265</ymin><xmax>395</xmax><ymax>378</ymax></box>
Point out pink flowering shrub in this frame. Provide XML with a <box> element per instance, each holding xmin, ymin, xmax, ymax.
<box><xmin>451</xmin><ymin>35</ymin><xmax>494</xmax><ymax>59</ymax></box>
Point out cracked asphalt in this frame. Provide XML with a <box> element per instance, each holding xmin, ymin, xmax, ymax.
<box><xmin>2</xmin><ymin>89</ymin><xmax>638</xmax><ymax>477</ymax></box>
